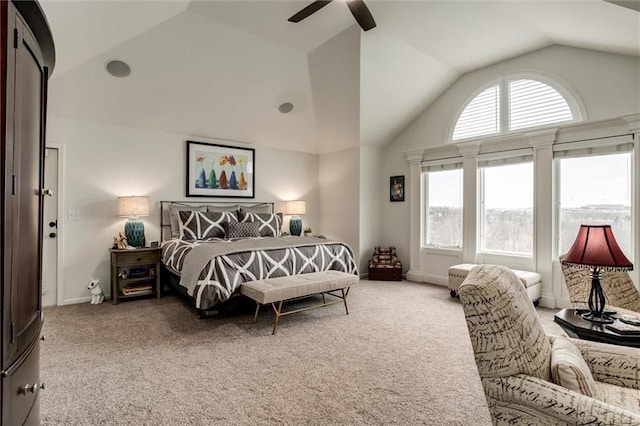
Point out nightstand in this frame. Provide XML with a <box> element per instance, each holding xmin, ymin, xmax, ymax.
<box><xmin>109</xmin><ymin>247</ymin><xmax>161</xmax><ymax>305</ymax></box>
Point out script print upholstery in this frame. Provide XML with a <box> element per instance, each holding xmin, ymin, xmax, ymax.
<box><xmin>162</xmin><ymin>238</ymin><xmax>358</xmax><ymax>309</ymax></box>
<box><xmin>459</xmin><ymin>264</ymin><xmax>640</xmax><ymax>425</ymax></box>
<box><xmin>178</xmin><ymin>210</ymin><xmax>237</xmax><ymax>240</ymax></box>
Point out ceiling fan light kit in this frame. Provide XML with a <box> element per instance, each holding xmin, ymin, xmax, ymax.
<box><xmin>288</xmin><ymin>0</ymin><xmax>376</xmax><ymax>32</ymax></box>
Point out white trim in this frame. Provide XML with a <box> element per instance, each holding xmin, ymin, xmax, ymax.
<box><xmin>63</xmin><ymin>296</ymin><xmax>92</xmax><ymax>305</ymax></box>
<box><xmin>422</xmin><ymin>273</ymin><xmax>448</xmax><ymax>287</ymax></box>
<box><xmin>46</xmin><ymin>143</ymin><xmax>65</xmax><ymax>307</ymax></box>
<box><xmin>448</xmin><ymin>71</ymin><xmax>584</xmax><ymax>143</ymax></box>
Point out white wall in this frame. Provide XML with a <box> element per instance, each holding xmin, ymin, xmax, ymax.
<box><xmin>319</xmin><ymin>147</ymin><xmax>360</xmax><ymax>268</ymax></box>
<box><xmin>47</xmin><ymin>116</ymin><xmax>320</xmax><ymax>304</ymax></box>
<box><xmin>382</xmin><ymin>45</ymin><xmax>640</xmax><ymax>306</ymax></box>
<box><xmin>358</xmin><ymin>146</ymin><xmax>383</xmax><ymax>273</ymax></box>
<box><xmin>309</xmin><ymin>26</ymin><xmax>361</xmax><ymax>154</ymax></box>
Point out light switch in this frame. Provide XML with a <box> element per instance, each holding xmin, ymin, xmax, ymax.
<box><xmin>68</xmin><ymin>210</ymin><xmax>80</xmax><ymax>220</ymax></box>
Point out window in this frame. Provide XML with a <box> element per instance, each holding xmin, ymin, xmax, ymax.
<box><xmin>452</xmin><ymin>85</ymin><xmax>500</xmax><ymax>140</ymax></box>
<box><xmin>452</xmin><ymin>75</ymin><xmax>578</xmax><ymax>141</ymax></box>
<box><xmin>479</xmin><ymin>154</ymin><xmax>534</xmax><ymax>255</ymax></box>
<box><xmin>556</xmin><ymin>140</ymin><xmax>633</xmax><ymax>258</ymax></box>
<box><xmin>509</xmin><ymin>79</ymin><xmax>572</xmax><ymax>130</ymax></box>
<box><xmin>423</xmin><ymin>165</ymin><xmax>463</xmax><ymax>248</ymax></box>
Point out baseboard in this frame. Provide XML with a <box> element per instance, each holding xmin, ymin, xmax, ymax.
<box><xmin>423</xmin><ymin>274</ymin><xmax>448</xmax><ymax>287</ymax></box>
<box><xmin>406</xmin><ymin>269</ymin><xmax>424</xmax><ymax>282</ymax></box>
<box><xmin>62</xmin><ymin>296</ymin><xmax>92</xmax><ymax>305</ymax></box>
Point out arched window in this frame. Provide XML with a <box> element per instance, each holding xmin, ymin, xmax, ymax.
<box><xmin>452</xmin><ymin>75</ymin><xmax>581</xmax><ymax>141</ymax></box>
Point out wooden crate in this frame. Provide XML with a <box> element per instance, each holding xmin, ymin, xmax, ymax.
<box><xmin>368</xmin><ymin>267</ymin><xmax>402</xmax><ymax>281</ymax></box>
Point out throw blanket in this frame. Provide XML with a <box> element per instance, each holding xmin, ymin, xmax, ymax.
<box><xmin>162</xmin><ymin>237</ymin><xmax>358</xmax><ymax>309</ymax></box>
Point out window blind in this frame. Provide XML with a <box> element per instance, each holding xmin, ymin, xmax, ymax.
<box><xmin>422</xmin><ymin>157</ymin><xmax>463</xmax><ymax>172</ymax></box>
<box><xmin>553</xmin><ymin>135</ymin><xmax>634</xmax><ymax>159</ymax></box>
<box><xmin>509</xmin><ymin>79</ymin><xmax>573</xmax><ymax>130</ymax></box>
<box><xmin>477</xmin><ymin>148</ymin><xmax>533</xmax><ymax>168</ymax></box>
<box><xmin>452</xmin><ymin>85</ymin><xmax>500</xmax><ymax>140</ymax></box>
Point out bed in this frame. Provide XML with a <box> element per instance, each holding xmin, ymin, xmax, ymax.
<box><xmin>160</xmin><ymin>201</ymin><xmax>359</xmax><ymax>317</ymax></box>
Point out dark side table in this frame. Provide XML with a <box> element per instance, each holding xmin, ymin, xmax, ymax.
<box><xmin>554</xmin><ymin>308</ymin><xmax>640</xmax><ymax>348</ymax></box>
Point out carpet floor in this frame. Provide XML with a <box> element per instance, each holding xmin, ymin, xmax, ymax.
<box><xmin>40</xmin><ymin>280</ymin><xmax>566</xmax><ymax>425</ymax></box>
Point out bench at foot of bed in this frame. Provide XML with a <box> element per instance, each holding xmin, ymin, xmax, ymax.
<box><xmin>240</xmin><ymin>271</ymin><xmax>359</xmax><ymax>334</ymax></box>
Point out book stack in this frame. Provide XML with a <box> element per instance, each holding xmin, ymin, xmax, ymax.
<box><xmin>122</xmin><ymin>284</ymin><xmax>153</xmax><ymax>295</ymax></box>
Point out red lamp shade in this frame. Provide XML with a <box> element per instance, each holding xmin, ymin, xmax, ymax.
<box><xmin>562</xmin><ymin>224</ymin><xmax>633</xmax><ymax>271</ymax></box>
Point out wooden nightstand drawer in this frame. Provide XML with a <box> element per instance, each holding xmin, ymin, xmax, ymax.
<box><xmin>110</xmin><ymin>247</ymin><xmax>162</xmax><ymax>305</ymax></box>
<box><xmin>111</xmin><ymin>249</ymin><xmax>159</xmax><ymax>266</ymax></box>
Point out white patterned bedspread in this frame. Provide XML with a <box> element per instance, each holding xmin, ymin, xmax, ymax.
<box><xmin>161</xmin><ymin>236</ymin><xmax>358</xmax><ymax>310</ymax></box>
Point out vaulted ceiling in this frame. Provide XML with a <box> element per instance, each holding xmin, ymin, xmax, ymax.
<box><xmin>41</xmin><ymin>0</ymin><xmax>640</xmax><ymax>154</ymax></box>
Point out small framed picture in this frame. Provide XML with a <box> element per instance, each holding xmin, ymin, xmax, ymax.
<box><xmin>390</xmin><ymin>175</ymin><xmax>405</xmax><ymax>202</ymax></box>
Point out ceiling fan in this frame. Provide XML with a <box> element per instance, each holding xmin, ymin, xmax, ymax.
<box><xmin>288</xmin><ymin>0</ymin><xmax>377</xmax><ymax>32</ymax></box>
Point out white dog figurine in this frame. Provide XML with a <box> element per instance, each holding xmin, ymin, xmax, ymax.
<box><xmin>88</xmin><ymin>279</ymin><xmax>105</xmax><ymax>304</ymax></box>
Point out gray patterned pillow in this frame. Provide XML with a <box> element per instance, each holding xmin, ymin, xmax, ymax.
<box><xmin>178</xmin><ymin>210</ymin><xmax>237</xmax><ymax>240</ymax></box>
<box><xmin>226</xmin><ymin>221</ymin><xmax>260</xmax><ymax>238</ymax></box>
<box><xmin>169</xmin><ymin>204</ymin><xmax>206</xmax><ymax>238</ymax></box>
<box><xmin>238</xmin><ymin>211</ymin><xmax>283</xmax><ymax>237</ymax></box>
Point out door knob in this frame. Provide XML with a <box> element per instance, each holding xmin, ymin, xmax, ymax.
<box><xmin>49</xmin><ymin>232</ymin><xmax>56</xmax><ymax>238</ymax></box>
<box><xmin>49</xmin><ymin>221</ymin><xmax>57</xmax><ymax>228</ymax></box>
<box><xmin>42</xmin><ymin>189</ymin><xmax>53</xmax><ymax>196</ymax></box>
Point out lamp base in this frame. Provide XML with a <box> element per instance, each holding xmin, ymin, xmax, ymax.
<box><xmin>125</xmin><ymin>218</ymin><xmax>146</xmax><ymax>247</ymax></box>
<box><xmin>581</xmin><ymin>311</ymin><xmax>614</xmax><ymax>324</ymax></box>
<box><xmin>289</xmin><ymin>216</ymin><xmax>302</xmax><ymax>236</ymax></box>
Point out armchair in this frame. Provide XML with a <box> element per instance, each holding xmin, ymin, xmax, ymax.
<box><xmin>560</xmin><ymin>256</ymin><xmax>640</xmax><ymax>313</ymax></box>
<box><xmin>459</xmin><ymin>265</ymin><xmax>640</xmax><ymax>425</ymax></box>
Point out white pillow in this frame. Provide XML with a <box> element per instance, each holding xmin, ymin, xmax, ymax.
<box><xmin>550</xmin><ymin>336</ymin><xmax>598</xmax><ymax>397</ymax></box>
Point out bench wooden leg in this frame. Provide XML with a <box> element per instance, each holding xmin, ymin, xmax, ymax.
<box><xmin>271</xmin><ymin>300</ymin><xmax>283</xmax><ymax>335</ymax></box>
<box><xmin>253</xmin><ymin>302</ymin><xmax>260</xmax><ymax>323</ymax></box>
<box><xmin>342</xmin><ymin>288</ymin><xmax>349</xmax><ymax>315</ymax></box>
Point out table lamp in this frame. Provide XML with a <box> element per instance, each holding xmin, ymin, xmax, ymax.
<box><xmin>561</xmin><ymin>224</ymin><xmax>633</xmax><ymax>324</ymax></box>
<box><xmin>285</xmin><ymin>200</ymin><xmax>306</xmax><ymax>236</ymax></box>
<box><xmin>118</xmin><ymin>196</ymin><xmax>150</xmax><ymax>247</ymax></box>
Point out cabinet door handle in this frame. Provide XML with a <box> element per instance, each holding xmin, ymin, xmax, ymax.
<box><xmin>20</xmin><ymin>383</ymin><xmax>37</xmax><ymax>394</ymax></box>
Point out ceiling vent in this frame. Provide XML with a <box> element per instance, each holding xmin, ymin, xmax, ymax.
<box><xmin>105</xmin><ymin>60</ymin><xmax>131</xmax><ymax>78</ymax></box>
<box><xmin>279</xmin><ymin>102</ymin><xmax>294</xmax><ymax>114</ymax></box>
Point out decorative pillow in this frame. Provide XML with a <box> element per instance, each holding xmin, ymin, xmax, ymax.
<box><xmin>225</xmin><ymin>221</ymin><xmax>260</xmax><ymax>239</ymax></box>
<box><xmin>207</xmin><ymin>205</ymin><xmax>239</xmax><ymax>214</ymax></box>
<box><xmin>550</xmin><ymin>336</ymin><xmax>598</xmax><ymax>397</ymax></box>
<box><xmin>238</xmin><ymin>204</ymin><xmax>273</xmax><ymax>215</ymax></box>
<box><xmin>178</xmin><ymin>210</ymin><xmax>237</xmax><ymax>240</ymax></box>
<box><xmin>169</xmin><ymin>204</ymin><xmax>206</xmax><ymax>238</ymax></box>
<box><xmin>238</xmin><ymin>211</ymin><xmax>283</xmax><ymax>237</ymax></box>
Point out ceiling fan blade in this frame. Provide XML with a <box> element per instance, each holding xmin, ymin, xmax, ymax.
<box><xmin>346</xmin><ymin>0</ymin><xmax>376</xmax><ymax>31</ymax></box>
<box><xmin>288</xmin><ymin>1</ymin><xmax>333</xmax><ymax>23</ymax></box>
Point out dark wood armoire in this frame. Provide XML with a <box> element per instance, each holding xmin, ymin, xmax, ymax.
<box><xmin>0</xmin><ymin>1</ymin><xmax>54</xmax><ymax>424</ymax></box>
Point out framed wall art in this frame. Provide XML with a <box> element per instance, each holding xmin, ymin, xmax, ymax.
<box><xmin>186</xmin><ymin>140</ymin><xmax>255</xmax><ymax>198</ymax></box>
<box><xmin>390</xmin><ymin>175</ymin><xmax>405</xmax><ymax>202</ymax></box>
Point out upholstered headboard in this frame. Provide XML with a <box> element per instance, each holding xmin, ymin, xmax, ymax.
<box><xmin>160</xmin><ymin>201</ymin><xmax>274</xmax><ymax>242</ymax></box>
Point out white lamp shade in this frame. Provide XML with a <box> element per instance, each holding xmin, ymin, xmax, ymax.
<box><xmin>284</xmin><ymin>200</ymin><xmax>306</xmax><ymax>215</ymax></box>
<box><xmin>118</xmin><ymin>196</ymin><xmax>150</xmax><ymax>217</ymax></box>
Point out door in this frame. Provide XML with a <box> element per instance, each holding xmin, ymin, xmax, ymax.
<box><xmin>4</xmin><ymin>11</ymin><xmax>48</xmax><ymax>364</ymax></box>
<box><xmin>42</xmin><ymin>148</ymin><xmax>58</xmax><ymax>307</ymax></box>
